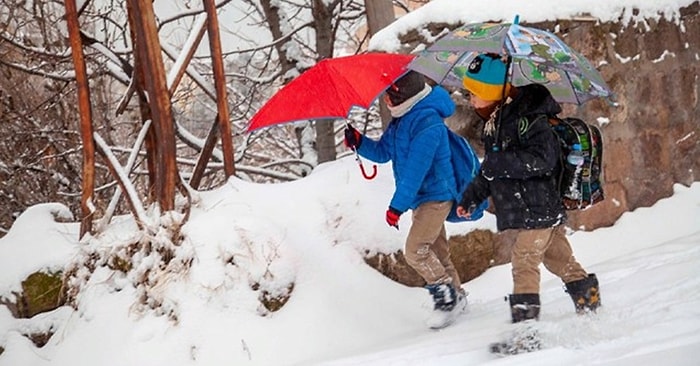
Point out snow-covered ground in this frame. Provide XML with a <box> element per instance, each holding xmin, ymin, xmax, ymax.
<box><xmin>0</xmin><ymin>156</ymin><xmax>698</xmax><ymax>366</ymax></box>
<box><xmin>2</xmin><ymin>1</ymin><xmax>698</xmax><ymax>364</ymax></box>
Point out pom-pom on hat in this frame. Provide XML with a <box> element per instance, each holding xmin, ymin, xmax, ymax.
<box><xmin>462</xmin><ymin>54</ymin><xmax>511</xmax><ymax>101</ymax></box>
<box><xmin>386</xmin><ymin>70</ymin><xmax>426</xmax><ymax>106</ymax></box>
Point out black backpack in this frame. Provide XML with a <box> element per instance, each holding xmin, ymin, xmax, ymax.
<box><xmin>548</xmin><ymin>117</ymin><xmax>605</xmax><ymax>210</ymax></box>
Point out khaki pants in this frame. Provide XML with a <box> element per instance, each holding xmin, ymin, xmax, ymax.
<box><xmin>510</xmin><ymin>225</ymin><xmax>587</xmax><ymax>294</ymax></box>
<box><xmin>404</xmin><ymin>201</ymin><xmax>461</xmax><ymax>289</ymax></box>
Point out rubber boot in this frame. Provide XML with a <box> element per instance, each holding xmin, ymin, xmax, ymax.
<box><xmin>509</xmin><ymin>293</ymin><xmax>541</xmax><ymax>323</ymax></box>
<box><xmin>565</xmin><ymin>273</ymin><xmax>601</xmax><ymax>314</ymax></box>
<box><xmin>490</xmin><ymin>293</ymin><xmax>542</xmax><ymax>354</ymax></box>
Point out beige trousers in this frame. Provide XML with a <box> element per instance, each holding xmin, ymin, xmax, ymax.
<box><xmin>510</xmin><ymin>225</ymin><xmax>587</xmax><ymax>294</ymax></box>
<box><xmin>404</xmin><ymin>201</ymin><xmax>461</xmax><ymax>289</ymax></box>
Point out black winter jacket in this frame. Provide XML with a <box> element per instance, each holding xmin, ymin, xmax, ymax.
<box><xmin>460</xmin><ymin>84</ymin><xmax>566</xmax><ymax>231</ymax></box>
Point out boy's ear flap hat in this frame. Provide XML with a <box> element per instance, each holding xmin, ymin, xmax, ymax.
<box><xmin>386</xmin><ymin>71</ymin><xmax>426</xmax><ymax>105</ymax></box>
<box><xmin>462</xmin><ymin>53</ymin><xmax>511</xmax><ymax>101</ymax></box>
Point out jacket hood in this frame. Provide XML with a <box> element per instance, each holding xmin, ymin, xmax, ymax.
<box><xmin>411</xmin><ymin>85</ymin><xmax>456</xmax><ymax>119</ymax></box>
<box><xmin>512</xmin><ymin>84</ymin><xmax>562</xmax><ymax>117</ymax></box>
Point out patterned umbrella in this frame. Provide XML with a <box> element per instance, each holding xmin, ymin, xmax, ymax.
<box><xmin>408</xmin><ymin>20</ymin><xmax>613</xmax><ymax>104</ymax></box>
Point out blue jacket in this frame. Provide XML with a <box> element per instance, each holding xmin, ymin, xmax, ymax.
<box><xmin>357</xmin><ymin>86</ymin><xmax>456</xmax><ymax>213</ymax></box>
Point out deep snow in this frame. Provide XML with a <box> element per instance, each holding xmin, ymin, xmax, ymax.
<box><xmin>0</xmin><ymin>157</ymin><xmax>699</xmax><ymax>365</ymax></box>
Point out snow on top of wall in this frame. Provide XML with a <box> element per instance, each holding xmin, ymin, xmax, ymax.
<box><xmin>369</xmin><ymin>0</ymin><xmax>697</xmax><ymax>52</ymax></box>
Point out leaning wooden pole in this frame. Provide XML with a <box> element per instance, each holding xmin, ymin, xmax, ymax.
<box><xmin>167</xmin><ymin>14</ymin><xmax>208</xmax><ymax>97</ymax></box>
<box><xmin>126</xmin><ymin>0</ymin><xmax>178</xmax><ymax>212</ymax></box>
<box><xmin>189</xmin><ymin>118</ymin><xmax>220</xmax><ymax>189</ymax></box>
<box><xmin>203</xmin><ymin>0</ymin><xmax>235</xmax><ymax>178</ymax></box>
<box><xmin>64</xmin><ymin>0</ymin><xmax>96</xmax><ymax>238</ymax></box>
<box><xmin>125</xmin><ymin>1</ymin><xmax>158</xmax><ymax>202</ymax></box>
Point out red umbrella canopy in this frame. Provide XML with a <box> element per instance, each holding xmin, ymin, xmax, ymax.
<box><xmin>247</xmin><ymin>52</ymin><xmax>415</xmax><ymax>132</ymax></box>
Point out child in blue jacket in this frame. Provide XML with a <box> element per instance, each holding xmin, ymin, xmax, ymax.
<box><xmin>344</xmin><ymin>71</ymin><xmax>467</xmax><ymax>329</ymax></box>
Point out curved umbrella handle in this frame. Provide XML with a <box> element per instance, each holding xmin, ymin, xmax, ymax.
<box><xmin>353</xmin><ymin>148</ymin><xmax>377</xmax><ymax>180</ymax></box>
<box><xmin>359</xmin><ymin>161</ymin><xmax>378</xmax><ymax>180</ymax></box>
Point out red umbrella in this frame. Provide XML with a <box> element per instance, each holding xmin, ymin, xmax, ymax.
<box><xmin>247</xmin><ymin>52</ymin><xmax>416</xmax><ymax>132</ymax></box>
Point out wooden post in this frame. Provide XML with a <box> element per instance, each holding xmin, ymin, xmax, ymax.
<box><xmin>126</xmin><ymin>0</ymin><xmax>178</xmax><ymax>211</ymax></box>
<box><xmin>203</xmin><ymin>0</ymin><xmax>235</xmax><ymax>178</ymax></box>
<box><xmin>125</xmin><ymin>1</ymin><xmax>158</xmax><ymax>202</ymax></box>
<box><xmin>64</xmin><ymin>0</ymin><xmax>95</xmax><ymax>238</ymax></box>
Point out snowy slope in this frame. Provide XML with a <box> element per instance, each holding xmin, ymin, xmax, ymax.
<box><xmin>0</xmin><ymin>157</ymin><xmax>698</xmax><ymax>365</ymax></box>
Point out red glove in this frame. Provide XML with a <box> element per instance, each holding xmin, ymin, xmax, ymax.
<box><xmin>385</xmin><ymin>207</ymin><xmax>402</xmax><ymax>229</ymax></box>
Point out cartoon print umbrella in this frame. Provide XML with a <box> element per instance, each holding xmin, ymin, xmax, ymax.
<box><xmin>408</xmin><ymin>19</ymin><xmax>613</xmax><ymax>105</ymax></box>
<box><xmin>247</xmin><ymin>52</ymin><xmax>416</xmax><ymax>179</ymax></box>
<box><xmin>247</xmin><ymin>52</ymin><xmax>416</xmax><ymax>131</ymax></box>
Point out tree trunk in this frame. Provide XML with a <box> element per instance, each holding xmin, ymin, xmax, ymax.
<box><xmin>261</xmin><ymin>0</ymin><xmax>319</xmax><ymax>168</ymax></box>
<box><xmin>364</xmin><ymin>0</ymin><xmax>395</xmax><ymax>129</ymax></box>
<box><xmin>312</xmin><ymin>0</ymin><xmax>337</xmax><ymax>164</ymax></box>
<box><xmin>259</xmin><ymin>0</ymin><xmax>298</xmax><ymax>81</ymax></box>
<box><xmin>365</xmin><ymin>0</ymin><xmax>394</xmax><ymax>36</ymax></box>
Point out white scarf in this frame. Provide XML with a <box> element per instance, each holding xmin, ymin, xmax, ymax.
<box><xmin>387</xmin><ymin>84</ymin><xmax>432</xmax><ymax>118</ymax></box>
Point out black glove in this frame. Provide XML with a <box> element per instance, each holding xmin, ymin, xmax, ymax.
<box><xmin>456</xmin><ymin>199</ymin><xmax>478</xmax><ymax>219</ymax></box>
<box><xmin>344</xmin><ymin>125</ymin><xmax>362</xmax><ymax>150</ymax></box>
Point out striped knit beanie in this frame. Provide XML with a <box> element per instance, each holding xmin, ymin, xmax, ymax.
<box><xmin>462</xmin><ymin>54</ymin><xmax>511</xmax><ymax>101</ymax></box>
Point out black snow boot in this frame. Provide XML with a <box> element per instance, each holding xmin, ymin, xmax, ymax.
<box><xmin>424</xmin><ymin>282</ymin><xmax>467</xmax><ymax>329</ymax></box>
<box><xmin>565</xmin><ymin>273</ymin><xmax>601</xmax><ymax>314</ymax></box>
<box><xmin>509</xmin><ymin>293</ymin><xmax>541</xmax><ymax>323</ymax></box>
<box><xmin>489</xmin><ymin>293</ymin><xmax>542</xmax><ymax>355</ymax></box>
<box><xmin>425</xmin><ymin>282</ymin><xmax>457</xmax><ymax>311</ymax></box>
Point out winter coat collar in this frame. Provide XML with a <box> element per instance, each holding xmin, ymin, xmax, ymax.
<box><xmin>388</xmin><ymin>84</ymin><xmax>432</xmax><ymax>118</ymax></box>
